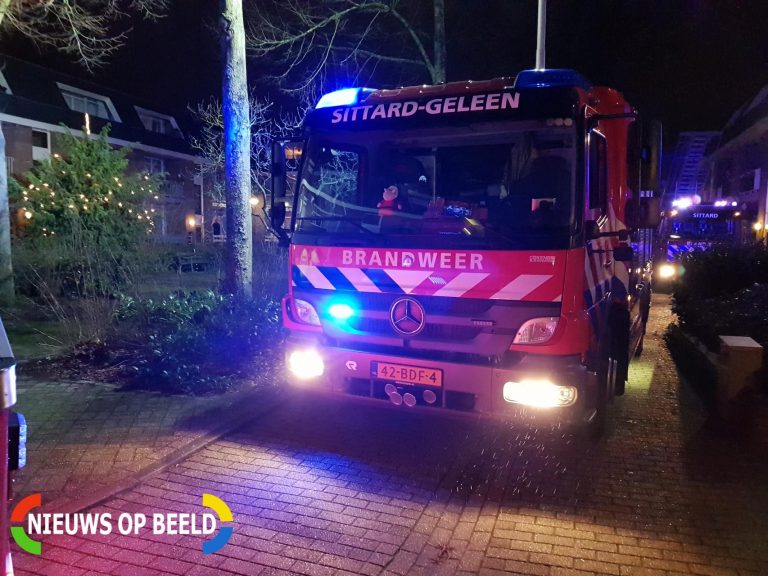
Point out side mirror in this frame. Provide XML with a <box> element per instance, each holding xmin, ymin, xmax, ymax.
<box><xmin>585</xmin><ymin>220</ymin><xmax>629</xmax><ymax>241</ymax></box>
<box><xmin>641</xmin><ymin>121</ymin><xmax>662</xmax><ymax>196</ymax></box>
<box><xmin>270</xmin><ymin>136</ymin><xmax>303</xmax><ymax>243</ymax></box>
<box><xmin>585</xmin><ymin>220</ymin><xmax>599</xmax><ymax>240</ymax></box>
<box><xmin>637</xmin><ymin>196</ymin><xmax>661</xmax><ymax>229</ymax></box>
<box><xmin>613</xmin><ymin>245</ymin><xmax>634</xmax><ymax>262</ymax></box>
<box><xmin>271</xmin><ymin>140</ymin><xmax>286</xmax><ymax>207</ymax></box>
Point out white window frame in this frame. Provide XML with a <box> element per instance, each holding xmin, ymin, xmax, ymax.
<box><xmin>145</xmin><ymin>156</ymin><xmax>166</xmax><ymax>174</ymax></box>
<box><xmin>57</xmin><ymin>83</ymin><xmax>121</xmax><ymax>122</ymax></box>
<box><xmin>134</xmin><ymin>106</ymin><xmax>179</xmax><ymax>135</ymax></box>
<box><xmin>31</xmin><ymin>129</ymin><xmax>50</xmax><ymax>162</ymax></box>
<box><xmin>0</xmin><ymin>70</ymin><xmax>12</xmax><ymax>95</ymax></box>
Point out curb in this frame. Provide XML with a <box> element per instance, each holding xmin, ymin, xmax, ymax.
<box><xmin>40</xmin><ymin>385</ymin><xmax>287</xmax><ymax>515</ymax></box>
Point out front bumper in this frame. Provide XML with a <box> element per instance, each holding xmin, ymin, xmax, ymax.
<box><xmin>285</xmin><ymin>335</ymin><xmax>596</xmax><ymax>424</ymax></box>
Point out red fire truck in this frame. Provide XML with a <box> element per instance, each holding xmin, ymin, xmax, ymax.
<box><xmin>270</xmin><ymin>69</ymin><xmax>660</xmax><ymax>434</ymax></box>
<box><xmin>655</xmin><ymin>201</ymin><xmax>754</xmax><ymax>287</ymax></box>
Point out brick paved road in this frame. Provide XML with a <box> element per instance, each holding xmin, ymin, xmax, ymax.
<box><xmin>12</xmin><ymin>379</ymin><xmax>270</xmax><ymax>509</ymax></box>
<box><xmin>13</xmin><ymin>295</ymin><xmax>768</xmax><ymax>576</ymax></box>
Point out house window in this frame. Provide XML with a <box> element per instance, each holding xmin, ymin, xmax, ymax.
<box><xmin>148</xmin><ymin>116</ymin><xmax>167</xmax><ymax>134</ymax></box>
<box><xmin>58</xmin><ymin>83</ymin><xmax>120</xmax><ymax>122</ymax></box>
<box><xmin>32</xmin><ymin>129</ymin><xmax>50</xmax><ymax>162</ymax></box>
<box><xmin>738</xmin><ymin>169</ymin><xmax>761</xmax><ymax>194</ymax></box>
<box><xmin>135</xmin><ymin>107</ymin><xmax>179</xmax><ymax>136</ymax></box>
<box><xmin>212</xmin><ymin>220</ymin><xmax>224</xmax><ymax>243</ymax></box>
<box><xmin>145</xmin><ymin>157</ymin><xmax>166</xmax><ymax>174</ymax></box>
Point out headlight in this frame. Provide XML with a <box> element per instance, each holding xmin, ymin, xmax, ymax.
<box><xmin>293</xmin><ymin>298</ymin><xmax>321</xmax><ymax>325</ymax></box>
<box><xmin>503</xmin><ymin>379</ymin><xmax>577</xmax><ymax>407</ymax></box>
<box><xmin>288</xmin><ymin>349</ymin><xmax>324</xmax><ymax>379</ymax></box>
<box><xmin>513</xmin><ymin>317</ymin><xmax>559</xmax><ymax>345</ymax></box>
<box><xmin>658</xmin><ymin>264</ymin><xmax>676</xmax><ymax>279</ymax></box>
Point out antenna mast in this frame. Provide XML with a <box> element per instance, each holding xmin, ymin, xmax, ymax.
<box><xmin>536</xmin><ymin>0</ymin><xmax>547</xmax><ymax>70</ymax></box>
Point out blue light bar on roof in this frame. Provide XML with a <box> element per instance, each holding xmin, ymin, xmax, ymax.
<box><xmin>316</xmin><ymin>87</ymin><xmax>373</xmax><ymax>109</ymax></box>
<box><xmin>514</xmin><ymin>69</ymin><xmax>591</xmax><ymax>90</ymax></box>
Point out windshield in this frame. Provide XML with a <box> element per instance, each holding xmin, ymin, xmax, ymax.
<box><xmin>294</xmin><ymin>124</ymin><xmax>576</xmax><ymax>249</ymax></box>
<box><xmin>670</xmin><ymin>217</ymin><xmax>738</xmax><ymax>241</ymax></box>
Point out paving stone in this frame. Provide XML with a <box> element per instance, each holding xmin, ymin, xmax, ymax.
<box><xmin>13</xmin><ymin>295</ymin><xmax>768</xmax><ymax>575</ymax></box>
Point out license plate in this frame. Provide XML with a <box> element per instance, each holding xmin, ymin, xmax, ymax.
<box><xmin>371</xmin><ymin>362</ymin><xmax>443</xmax><ymax>387</ymax></box>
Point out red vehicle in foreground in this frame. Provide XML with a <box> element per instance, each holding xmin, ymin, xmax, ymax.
<box><xmin>1</xmin><ymin>318</ymin><xmax>23</xmax><ymax>576</ymax></box>
<box><xmin>271</xmin><ymin>69</ymin><xmax>660</xmax><ymax>434</ymax></box>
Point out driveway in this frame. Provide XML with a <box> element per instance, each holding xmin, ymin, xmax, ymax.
<box><xmin>13</xmin><ymin>295</ymin><xmax>768</xmax><ymax>576</ymax></box>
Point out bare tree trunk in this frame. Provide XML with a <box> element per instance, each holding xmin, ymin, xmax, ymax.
<box><xmin>220</xmin><ymin>0</ymin><xmax>252</xmax><ymax>297</ymax></box>
<box><xmin>0</xmin><ymin>123</ymin><xmax>13</xmax><ymax>305</ymax></box>
<box><xmin>433</xmin><ymin>0</ymin><xmax>446</xmax><ymax>83</ymax></box>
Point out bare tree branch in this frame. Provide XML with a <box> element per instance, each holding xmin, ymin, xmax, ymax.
<box><xmin>0</xmin><ymin>0</ymin><xmax>169</xmax><ymax>70</ymax></box>
<box><xmin>245</xmin><ymin>0</ymin><xmax>441</xmax><ymax>88</ymax></box>
<box><xmin>189</xmin><ymin>92</ymin><xmax>310</xmax><ymax>202</ymax></box>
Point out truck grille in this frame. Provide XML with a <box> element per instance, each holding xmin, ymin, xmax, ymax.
<box><xmin>292</xmin><ymin>289</ymin><xmax>561</xmax><ymax>356</ymax></box>
<box><xmin>348</xmin><ymin>317</ymin><xmax>481</xmax><ymax>341</ymax></box>
<box><xmin>352</xmin><ymin>292</ymin><xmax>492</xmax><ymax>315</ymax></box>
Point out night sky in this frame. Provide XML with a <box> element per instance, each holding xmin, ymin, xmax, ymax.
<box><xmin>3</xmin><ymin>0</ymin><xmax>768</xmax><ymax>143</ymax></box>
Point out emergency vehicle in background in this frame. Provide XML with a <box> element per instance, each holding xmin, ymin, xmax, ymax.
<box><xmin>655</xmin><ymin>199</ymin><xmax>755</xmax><ymax>286</ymax></box>
<box><xmin>270</xmin><ymin>68</ymin><xmax>661</xmax><ymax>434</ymax></box>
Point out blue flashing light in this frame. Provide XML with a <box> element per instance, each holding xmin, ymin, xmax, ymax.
<box><xmin>316</xmin><ymin>88</ymin><xmax>366</xmax><ymax>109</ymax></box>
<box><xmin>328</xmin><ymin>303</ymin><xmax>355</xmax><ymax>321</ymax></box>
<box><xmin>514</xmin><ymin>69</ymin><xmax>591</xmax><ymax>90</ymax></box>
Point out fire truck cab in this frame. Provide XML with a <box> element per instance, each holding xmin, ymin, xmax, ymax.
<box><xmin>656</xmin><ymin>200</ymin><xmax>754</xmax><ymax>287</ymax></box>
<box><xmin>271</xmin><ymin>69</ymin><xmax>660</xmax><ymax>434</ymax></box>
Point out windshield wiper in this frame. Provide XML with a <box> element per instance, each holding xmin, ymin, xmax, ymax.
<box><xmin>296</xmin><ymin>216</ymin><xmax>379</xmax><ymax>236</ymax></box>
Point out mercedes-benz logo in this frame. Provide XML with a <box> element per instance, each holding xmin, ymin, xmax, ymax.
<box><xmin>389</xmin><ymin>297</ymin><xmax>426</xmax><ymax>336</ymax></box>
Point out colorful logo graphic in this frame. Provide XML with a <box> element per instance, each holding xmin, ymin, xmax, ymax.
<box><xmin>9</xmin><ymin>493</ymin><xmax>234</xmax><ymax>556</ymax></box>
<box><xmin>201</xmin><ymin>493</ymin><xmax>233</xmax><ymax>555</ymax></box>
<box><xmin>11</xmin><ymin>493</ymin><xmax>43</xmax><ymax>555</ymax></box>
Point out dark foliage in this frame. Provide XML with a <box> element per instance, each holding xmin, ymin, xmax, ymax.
<box><xmin>664</xmin><ymin>323</ymin><xmax>718</xmax><ymax>409</ymax></box>
<box><xmin>114</xmin><ymin>291</ymin><xmax>284</xmax><ymax>393</ymax></box>
<box><xmin>673</xmin><ymin>244</ymin><xmax>768</xmax><ymax>351</ymax></box>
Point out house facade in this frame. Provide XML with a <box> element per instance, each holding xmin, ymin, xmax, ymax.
<box><xmin>0</xmin><ymin>55</ymin><xmax>212</xmax><ymax>244</ymax></box>
<box><xmin>705</xmin><ymin>84</ymin><xmax>768</xmax><ymax>236</ymax></box>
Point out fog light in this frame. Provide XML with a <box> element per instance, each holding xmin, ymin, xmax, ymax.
<box><xmin>503</xmin><ymin>379</ymin><xmax>577</xmax><ymax>408</ymax></box>
<box><xmin>288</xmin><ymin>349</ymin><xmax>324</xmax><ymax>379</ymax></box>
<box><xmin>658</xmin><ymin>264</ymin><xmax>676</xmax><ymax>279</ymax></box>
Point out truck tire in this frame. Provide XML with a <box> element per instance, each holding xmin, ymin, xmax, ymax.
<box><xmin>613</xmin><ymin>307</ymin><xmax>630</xmax><ymax>397</ymax></box>
<box><xmin>584</xmin><ymin>336</ymin><xmax>617</xmax><ymax>440</ymax></box>
<box><xmin>634</xmin><ymin>331</ymin><xmax>645</xmax><ymax>357</ymax></box>
<box><xmin>634</xmin><ymin>292</ymin><xmax>651</xmax><ymax>358</ymax></box>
